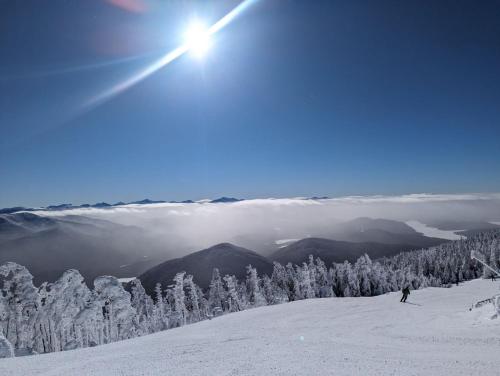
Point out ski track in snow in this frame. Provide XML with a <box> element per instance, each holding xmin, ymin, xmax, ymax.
<box><xmin>1</xmin><ymin>280</ymin><xmax>499</xmax><ymax>376</ymax></box>
<box><xmin>406</xmin><ymin>220</ymin><xmax>464</xmax><ymax>240</ymax></box>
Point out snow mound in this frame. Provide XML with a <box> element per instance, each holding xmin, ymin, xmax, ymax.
<box><xmin>0</xmin><ymin>279</ymin><xmax>499</xmax><ymax>376</ymax></box>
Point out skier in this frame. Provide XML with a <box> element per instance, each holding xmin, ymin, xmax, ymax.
<box><xmin>400</xmin><ymin>286</ymin><xmax>410</xmax><ymax>303</ymax></box>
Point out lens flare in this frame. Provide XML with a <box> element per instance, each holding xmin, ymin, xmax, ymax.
<box><xmin>184</xmin><ymin>21</ymin><xmax>212</xmax><ymax>57</ymax></box>
<box><xmin>84</xmin><ymin>0</ymin><xmax>259</xmax><ymax>110</ymax></box>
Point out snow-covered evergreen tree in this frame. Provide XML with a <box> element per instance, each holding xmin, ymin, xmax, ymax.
<box><xmin>0</xmin><ymin>262</ymin><xmax>39</xmax><ymax>351</ymax></box>
<box><xmin>208</xmin><ymin>268</ymin><xmax>226</xmax><ymax>314</ymax></box>
<box><xmin>223</xmin><ymin>275</ymin><xmax>241</xmax><ymax>312</ymax></box>
<box><xmin>298</xmin><ymin>263</ymin><xmax>315</xmax><ymax>300</ymax></box>
<box><xmin>355</xmin><ymin>254</ymin><xmax>372</xmax><ymax>296</ymax></box>
<box><xmin>152</xmin><ymin>283</ymin><xmax>168</xmax><ymax>331</ymax></box>
<box><xmin>0</xmin><ymin>328</ymin><xmax>14</xmax><ymax>358</ymax></box>
<box><xmin>93</xmin><ymin>276</ymin><xmax>137</xmax><ymax>343</ymax></box>
<box><xmin>130</xmin><ymin>279</ymin><xmax>154</xmax><ymax>335</ymax></box>
<box><xmin>245</xmin><ymin>265</ymin><xmax>266</xmax><ymax>307</ymax></box>
<box><xmin>171</xmin><ymin>272</ymin><xmax>187</xmax><ymax>327</ymax></box>
<box><xmin>184</xmin><ymin>275</ymin><xmax>201</xmax><ymax>323</ymax></box>
<box><xmin>35</xmin><ymin>269</ymin><xmax>93</xmax><ymax>352</ymax></box>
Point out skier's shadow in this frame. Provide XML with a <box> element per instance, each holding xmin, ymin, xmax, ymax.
<box><xmin>404</xmin><ymin>302</ymin><xmax>422</xmax><ymax>306</ymax></box>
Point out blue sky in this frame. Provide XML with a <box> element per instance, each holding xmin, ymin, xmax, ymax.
<box><xmin>1</xmin><ymin>0</ymin><xmax>500</xmax><ymax>207</ymax></box>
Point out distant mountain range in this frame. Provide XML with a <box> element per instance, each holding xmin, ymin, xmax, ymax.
<box><xmin>3</xmin><ymin>210</ymin><xmax>498</xmax><ymax>290</ymax></box>
<box><xmin>0</xmin><ymin>196</ymin><xmax>335</xmax><ymax>214</ymax></box>
<box><xmin>0</xmin><ymin>197</ymin><xmax>244</xmax><ymax>214</ymax></box>
<box><xmin>0</xmin><ymin>212</ymin><xmax>173</xmax><ymax>285</ymax></box>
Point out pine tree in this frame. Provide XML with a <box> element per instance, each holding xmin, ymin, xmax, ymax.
<box><xmin>184</xmin><ymin>275</ymin><xmax>201</xmax><ymax>323</ymax></box>
<box><xmin>130</xmin><ymin>279</ymin><xmax>154</xmax><ymax>335</ymax></box>
<box><xmin>245</xmin><ymin>265</ymin><xmax>266</xmax><ymax>307</ymax></box>
<box><xmin>223</xmin><ymin>275</ymin><xmax>241</xmax><ymax>312</ymax></box>
<box><xmin>152</xmin><ymin>283</ymin><xmax>168</xmax><ymax>331</ymax></box>
<box><xmin>355</xmin><ymin>254</ymin><xmax>372</xmax><ymax>296</ymax></box>
<box><xmin>93</xmin><ymin>276</ymin><xmax>137</xmax><ymax>343</ymax></box>
<box><xmin>36</xmin><ymin>269</ymin><xmax>93</xmax><ymax>352</ymax></box>
<box><xmin>298</xmin><ymin>263</ymin><xmax>315</xmax><ymax>299</ymax></box>
<box><xmin>172</xmin><ymin>272</ymin><xmax>187</xmax><ymax>327</ymax></box>
<box><xmin>208</xmin><ymin>269</ymin><xmax>226</xmax><ymax>315</ymax></box>
<box><xmin>0</xmin><ymin>262</ymin><xmax>39</xmax><ymax>351</ymax></box>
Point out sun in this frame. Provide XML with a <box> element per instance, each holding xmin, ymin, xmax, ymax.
<box><xmin>184</xmin><ymin>21</ymin><xmax>212</xmax><ymax>57</ymax></box>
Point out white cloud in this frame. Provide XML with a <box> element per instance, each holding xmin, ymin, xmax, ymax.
<box><xmin>30</xmin><ymin>193</ymin><xmax>500</xmax><ymax>255</ymax></box>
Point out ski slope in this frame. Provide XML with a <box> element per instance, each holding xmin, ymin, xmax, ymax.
<box><xmin>1</xmin><ymin>279</ymin><xmax>499</xmax><ymax>376</ymax></box>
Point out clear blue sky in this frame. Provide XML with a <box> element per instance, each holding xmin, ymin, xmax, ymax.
<box><xmin>1</xmin><ymin>0</ymin><xmax>500</xmax><ymax>208</ymax></box>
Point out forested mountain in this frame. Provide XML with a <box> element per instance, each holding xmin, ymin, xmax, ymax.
<box><xmin>271</xmin><ymin>237</ymin><xmax>420</xmax><ymax>266</ymax></box>
<box><xmin>0</xmin><ymin>230</ymin><xmax>498</xmax><ymax>357</ymax></box>
<box><xmin>424</xmin><ymin>220</ymin><xmax>500</xmax><ymax>237</ymax></box>
<box><xmin>324</xmin><ymin>217</ymin><xmax>447</xmax><ymax>247</ymax></box>
<box><xmin>138</xmin><ymin>243</ymin><xmax>273</xmax><ymax>293</ymax></box>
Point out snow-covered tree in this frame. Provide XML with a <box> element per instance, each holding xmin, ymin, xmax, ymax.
<box><xmin>298</xmin><ymin>263</ymin><xmax>315</xmax><ymax>300</ymax></box>
<box><xmin>223</xmin><ymin>275</ymin><xmax>241</xmax><ymax>312</ymax></box>
<box><xmin>0</xmin><ymin>328</ymin><xmax>14</xmax><ymax>358</ymax></box>
<box><xmin>130</xmin><ymin>279</ymin><xmax>154</xmax><ymax>335</ymax></box>
<box><xmin>93</xmin><ymin>276</ymin><xmax>137</xmax><ymax>343</ymax></box>
<box><xmin>152</xmin><ymin>283</ymin><xmax>168</xmax><ymax>331</ymax></box>
<box><xmin>245</xmin><ymin>265</ymin><xmax>266</xmax><ymax>307</ymax></box>
<box><xmin>171</xmin><ymin>272</ymin><xmax>187</xmax><ymax>327</ymax></box>
<box><xmin>208</xmin><ymin>269</ymin><xmax>226</xmax><ymax>314</ymax></box>
<box><xmin>355</xmin><ymin>254</ymin><xmax>372</xmax><ymax>296</ymax></box>
<box><xmin>0</xmin><ymin>262</ymin><xmax>39</xmax><ymax>351</ymax></box>
<box><xmin>35</xmin><ymin>269</ymin><xmax>93</xmax><ymax>352</ymax></box>
<box><xmin>184</xmin><ymin>275</ymin><xmax>201</xmax><ymax>323</ymax></box>
<box><xmin>315</xmin><ymin>258</ymin><xmax>334</xmax><ymax>298</ymax></box>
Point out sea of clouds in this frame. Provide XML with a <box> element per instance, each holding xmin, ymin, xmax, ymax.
<box><xmin>34</xmin><ymin>193</ymin><xmax>500</xmax><ymax>255</ymax></box>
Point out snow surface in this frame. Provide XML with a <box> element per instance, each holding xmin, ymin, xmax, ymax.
<box><xmin>117</xmin><ymin>277</ymin><xmax>136</xmax><ymax>283</ymax></box>
<box><xmin>406</xmin><ymin>220</ymin><xmax>464</xmax><ymax>240</ymax></box>
<box><xmin>1</xmin><ymin>279</ymin><xmax>499</xmax><ymax>376</ymax></box>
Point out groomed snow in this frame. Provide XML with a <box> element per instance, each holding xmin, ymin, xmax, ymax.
<box><xmin>1</xmin><ymin>280</ymin><xmax>499</xmax><ymax>376</ymax></box>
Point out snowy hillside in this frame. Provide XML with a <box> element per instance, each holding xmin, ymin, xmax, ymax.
<box><xmin>1</xmin><ymin>279</ymin><xmax>498</xmax><ymax>376</ymax></box>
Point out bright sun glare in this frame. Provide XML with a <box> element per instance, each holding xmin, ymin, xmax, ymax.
<box><xmin>184</xmin><ymin>21</ymin><xmax>212</xmax><ymax>57</ymax></box>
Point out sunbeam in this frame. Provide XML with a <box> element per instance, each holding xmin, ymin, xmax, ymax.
<box><xmin>84</xmin><ymin>0</ymin><xmax>259</xmax><ymax>110</ymax></box>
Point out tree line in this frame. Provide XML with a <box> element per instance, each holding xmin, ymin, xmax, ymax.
<box><xmin>0</xmin><ymin>230</ymin><xmax>498</xmax><ymax>357</ymax></box>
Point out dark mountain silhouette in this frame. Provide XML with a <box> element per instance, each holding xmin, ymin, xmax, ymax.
<box><xmin>0</xmin><ymin>207</ymin><xmax>30</xmax><ymax>214</ymax></box>
<box><xmin>138</xmin><ymin>243</ymin><xmax>273</xmax><ymax>293</ymax></box>
<box><xmin>0</xmin><ymin>212</ymin><xmax>57</xmax><ymax>242</ymax></box>
<box><xmin>271</xmin><ymin>237</ymin><xmax>426</xmax><ymax>266</ymax></box>
<box><xmin>130</xmin><ymin>199</ymin><xmax>166</xmax><ymax>205</ymax></box>
<box><xmin>209</xmin><ymin>197</ymin><xmax>242</xmax><ymax>203</ymax></box>
<box><xmin>325</xmin><ymin>217</ymin><xmax>446</xmax><ymax>248</ymax></box>
<box><xmin>424</xmin><ymin>220</ymin><xmax>500</xmax><ymax>237</ymax></box>
<box><xmin>0</xmin><ymin>213</ymin><xmax>170</xmax><ymax>285</ymax></box>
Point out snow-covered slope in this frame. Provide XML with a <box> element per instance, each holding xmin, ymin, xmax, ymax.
<box><xmin>1</xmin><ymin>280</ymin><xmax>499</xmax><ymax>376</ymax></box>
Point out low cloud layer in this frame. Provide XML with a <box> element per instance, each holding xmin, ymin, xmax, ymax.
<box><xmin>34</xmin><ymin>193</ymin><xmax>500</xmax><ymax>256</ymax></box>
